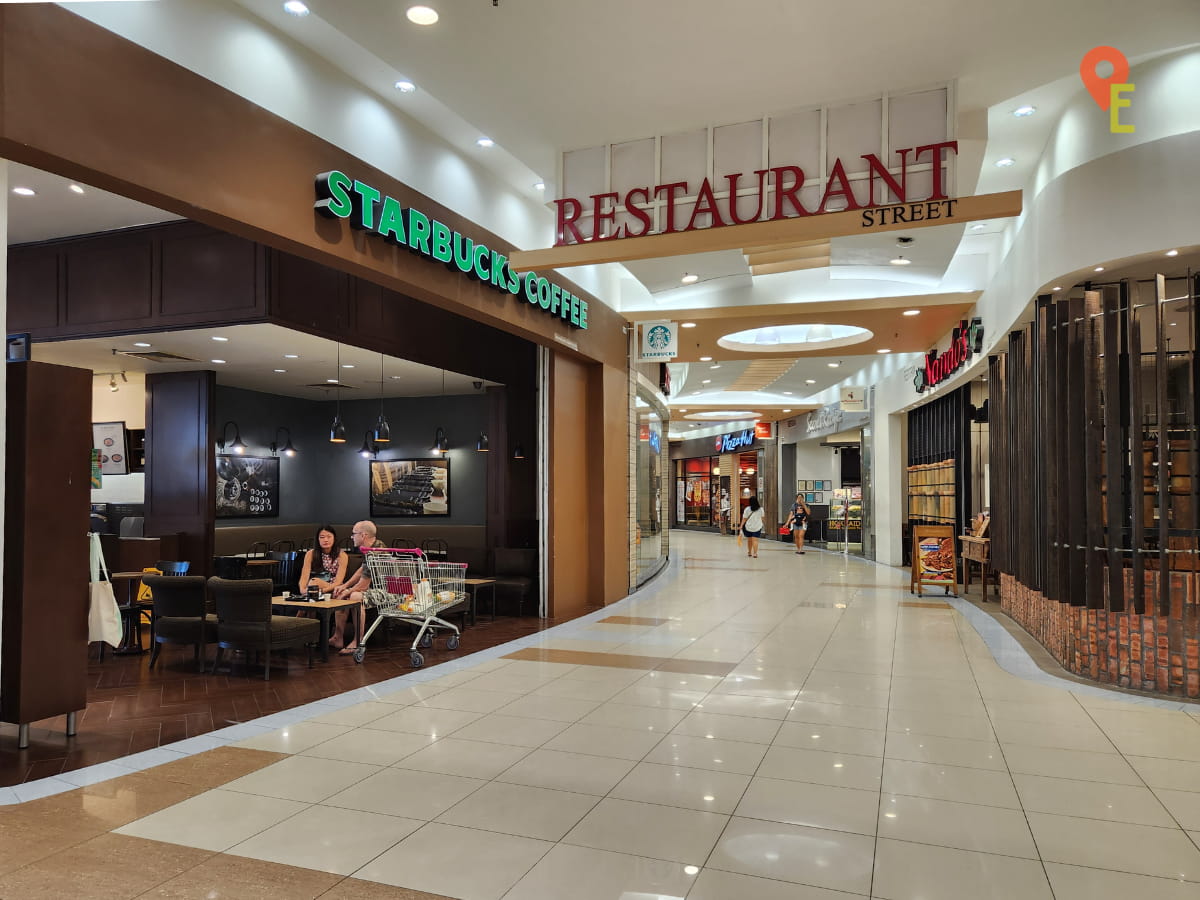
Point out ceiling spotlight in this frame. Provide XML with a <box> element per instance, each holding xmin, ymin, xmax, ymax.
<box><xmin>681</xmin><ymin>322</ymin><xmax>697</xmax><ymax>328</ymax></box>
<box><xmin>342</xmin><ymin>363</ymin><xmax>355</xmax><ymax>368</ymax></box>
<box><xmin>326</xmin><ymin>378</ymin><xmax>338</xmax><ymax>384</ymax></box>
<box><xmin>11</xmin><ymin>187</ymin><xmax>35</xmax><ymax>196</ymax></box>
<box><xmin>476</xmin><ymin>137</ymin><xmax>494</xmax><ymax>148</ymax></box>
<box><xmin>68</xmin><ymin>184</ymin><xmax>85</xmax><ymax>195</ymax></box>
<box><xmin>284</xmin><ymin>354</ymin><xmax>299</xmax><ymax>359</ymax></box>
<box><xmin>133</xmin><ymin>342</ymin><xmax>151</xmax><ymax>348</ymax></box>
<box><xmin>970</xmin><ymin>223</ymin><xmax>986</xmax><ymax>231</ymax></box>
<box><xmin>699</xmin><ymin>356</ymin><xmax>712</xmax><ymax>362</ymax></box>
<box><xmin>681</xmin><ymin>273</ymin><xmax>699</xmax><ymax>285</ymax></box>
<box><xmin>805</xmin><ymin>379</ymin><xmax>816</xmax><ymax>384</ymax></box>
<box><xmin>678</xmin><ymin>409</ymin><xmax>687</xmax><ymax>412</ymax></box>
<box><xmin>890</xmin><ymin>256</ymin><xmax>911</xmax><ymax>266</ymax></box>
<box><xmin>995</xmin><ymin>158</ymin><xmax>1016</xmax><ymax>168</ymax></box>
<box><xmin>274</xmin><ymin>368</ymin><xmax>287</xmax><ymax>373</ymax></box>
<box><xmin>211</xmin><ymin>335</ymin><xmax>229</xmax><ymax>342</ymax></box>
<box><xmin>406</xmin><ymin>5</ymin><xmax>439</xmax><ymax>25</ymax></box>
<box><xmin>1053</xmin><ymin>286</ymin><xmax>1063</xmax><ymax>291</ymax></box>
<box><xmin>783</xmin><ymin>391</ymin><xmax>793</xmax><ymax>395</ymax></box>
<box><xmin>211</xmin><ymin>359</ymin><xmax>226</xmax><ymax>364</ymax></box>
<box><xmin>283</xmin><ymin>0</ymin><xmax>310</xmax><ymax>15</ymax></box>
<box><xmin>702</xmin><ymin>379</ymin><xmax>711</xmax><ymax>384</ymax></box>
<box><xmin>1166</xmin><ymin>249</ymin><xmax>1179</xmax><ymax>257</ymax></box>
<box><xmin>108</xmin><ymin>374</ymin><xmax>119</xmax><ymax>393</ymax></box>
<box><xmin>902</xmin><ymin>309</ymin><xmax>921</xmax><ymax>316</ymax></box>
<box><xmin>877</xmin><ymin>348</ymin><xmax>891</xmax><ymax>354</ymax></box>
<box><xmin>394</xmin><ymin>80</ymin><xmax>416</xmax><ymax>93</ymax></box>
<box><xmin>710</xmin><ymin>365</ymin><xmax>721</xmax><ymax>369</ymax></box>
<box><xmin>533</xmin><ymin>181</ymin><xmax>545</xmax><ymax>191</ymax></box>
<box><xmin>1094</xmin><ymin>266</ymin><xmax>1105</xmax><ymax>272</ymax></box>
<box><xmin>1013</xmin><ymin>105</ymin><xmax>1036</xmax><ymax>117</ymax></box>
<box><xmin>827</xmin><ymin>361</ymin><xmax>841</xmax><ymax>368</ymax></box>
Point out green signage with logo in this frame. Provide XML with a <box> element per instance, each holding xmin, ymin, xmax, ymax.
<box><xmin>315</xmin><ymin>171</ymin><xmax>588</xmax><ymax>329</ymax></box>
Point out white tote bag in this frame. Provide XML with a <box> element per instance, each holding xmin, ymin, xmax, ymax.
<box><xmin>88</xmin><ymin>533</ymin><xmax>123</xmax><ymax>647</ymax></box>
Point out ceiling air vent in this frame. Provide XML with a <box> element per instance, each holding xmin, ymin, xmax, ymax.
<box><xmin>114</xmin><ymin>350</ymin><xmax>200</xmax><ymax>363</ymax></box>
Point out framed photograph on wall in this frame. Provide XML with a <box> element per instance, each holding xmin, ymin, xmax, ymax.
<box><xmin>370</xmin><ymin>458</ymin><xmax>450</xmax><ymax>517</ymax></box>
<box><xmin>814</xmin><ymin>480</ymin><xmax>825</xmax><ymax>490</ymax></box>
<box><xmin>93</xmin><ymin>421</ymin><xmax>129</xmax><ymax>475</ymax></box>
<box><xmin>805</xmin><ymin>492</ymin><xmax>816</xmax><ymax>504</ymax></box>
<box><xmin>216</xmin><ymin>455</ymin><xmax>280</xmax><ymax>518</ymax></box>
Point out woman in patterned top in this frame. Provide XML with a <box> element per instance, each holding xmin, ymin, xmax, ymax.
<box><xmin>299</xmin><ymin>525</ymin><xmax>349</xmax><ymax>595</ymax></box>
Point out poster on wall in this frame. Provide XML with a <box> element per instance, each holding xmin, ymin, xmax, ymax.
<box><xmin>93</xmin><ymin>421</ymin><xmax>129</xmax><ymax>475</ymax></box>
<box><xmin>216</xmin><ymin>456</ymin><xmax>280</xmax><ymax>518</ymax></box>
<box><xmin>370</xmin><ymin>458</ymin><xmax>450</xmax><ymax>517</ymax></box>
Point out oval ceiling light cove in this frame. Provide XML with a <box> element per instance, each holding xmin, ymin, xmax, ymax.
<box><xmin>717</xmin><ymin>323</ymin><xmax>873</xmax><ymax>353</ymax></box>
<box><xmin>685</xmin><ymin>410</ymin><xmax>760</xmax><ymax>420</ymax></box>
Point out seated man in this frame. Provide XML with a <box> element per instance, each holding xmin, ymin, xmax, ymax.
<box><xmin>329</xmin><ymin>520</ymin><xmax>386</xmax><ymax>654</ymax></box>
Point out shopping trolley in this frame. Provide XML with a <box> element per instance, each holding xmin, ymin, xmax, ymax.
<box><xmin>355</xmin><ymin>548</ymin><xmax>467</xmax><ymax>667</ymax></box>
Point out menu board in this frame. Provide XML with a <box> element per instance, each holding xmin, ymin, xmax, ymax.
<box><xmin>910</xmin><ymin>524</ymin><xmax>959</xmax><ymax>596</ymax></box>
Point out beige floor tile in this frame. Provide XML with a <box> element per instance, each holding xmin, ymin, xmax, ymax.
<box><xmin>421</xmin><ymin>686</ymin><xmax>522</xmax><ymax>714</ymax></box>
<box><xmin>366</xmin><ymin>705</ymin><xmax>482</xmax><ymax>738</ymax></box>
<box><xmin>787</xmin><ymin>698</ymin><xmax>889</xmax><ymax>730</ymax></box>
<box><xmin>318</xmin><ymin>880</ymin><xmax>456</xmax><ymax>900</ymax></box>
<box><xmin>797</xmin><ymin>686</ymin><xmax>889</xmax><ymax>709</ymax></box>
<box><xmin>234</xmin><ymin>721</ymin><xmax>352</xmax><ymax>754</ymax></box>
<box><xmin>670</xmin><ymin>710</ymin><xmax>783</xmax><ymax>744</ymax></box>
<box><xmin>692</xmin><ymin>693</ymin><xmax>793</xmax><ymax>719</ymax></box>
<box><xmin>609</xmin><ymin>761</ymin><xmax>750</xmax><ymax>814</ymax></box>
<box><xmin>886</xmin><ymin>708</ymin><xmax>995</xmax><ymax>742</ymax></box>
<box><xmin>229</xmin><ymin>804</ymin><xmax>422</xmax><ymax>874</ymax></box>
<box><xmin>532</xmin><ymin>677</ymin><xmax>629</xmax><ymax>702</ymax></box>
<box><xmin>436</xmin><ymin>781</ymin><xmax>598</xmax><ymax>840</ymax></box>
<box><xmin>448</xmin><ymin>712</ymin><xmax>570</xmax><ymax>748</ymax></box>
<box><xmin>1002</xmin><ymin>743</ymin><xmax>1142</xmax><ymax>784</ymax></box>
<box><xmin>1044</xmin><ymin>861</ymin><xmax>1200</xmax><ymax>899</ymax></box>
<box><xmin>882</xmin><ymin>758</ymin><xmax>1020</xmax><ymax>808</ymax></box>
<box><xmin>756</xmin><ymin>745</ymin><xmax>883</xmax><ymax>791</ymax></box>
<box><xmin>495</xmin><ymin>748</ymin><xmax>637</xmax><ymax>796</ymax></box>
<box><xmin>1013</xmin><ymin>773</ymin><xmax>1176</xmax><ymax>826</ymax></box>
<box><xmin>220</xmin><ymin>755</ymin><xmax>380</xmax><ymax>803</ymax></box>
<box><xmin>605</xmin><ymin>686</ymin><xmax>710</xmax><ymax>714</ymax></box>
<box><xmin>492</xmin><ymin>693</ymin><xmax>601</xmax><ymax>723</ymax></box>
<box><xmin>466</xmin><ymin>671</ymin><xmax>563</xmax><ymax>694</ymax></box>
<box><xmin>872</xmin><ymin>837</ymin><xmax>1053</xmax><ymax>900</ymax></box>
<box><xmin>644</xmin><ymin>732</ymin><xmax>767</xmax><ymax>775</ymax></box>
<box><xmin>884</xmin><ymin>732</ymin><xmax>1006</xmax><ymax>771</ymax></box>
<box><xmin>992</xmin><ymin>718</ymin><xmax>1117</xmax><ymax>754</ymax></box>
<box><xmin>300</xmin><ymin>728</ymin><xmax>434</xmax><ymax>766</ymax></box>
<box><xmin>542</xmin><ymin>722</ymin><xmax>665</xmax><ymax>761</ymax></box>
<box><xmin>705</xmin><ymin>816</ymin><xmax>875</xmax><ymax>894</ymax></box>
<box><xmin>686</xmin><ymin>868</ymin><xmax>858</xmax><ymax>900</ymax></box>
<box><xmin>503</xmin><ymin>843</ymin><xmax>698</xmax><ymax>900</ymax></box>
<box><xmin>579</xmin><ymin>702</ymin><xmax>689</xmax><ymax>733</ymax></box>
<box><xmin>141</xmin><ymin>747</ymin><xmax>290</xmax><ymax>790</ymax></box>
<box><xmin>774</xmin><ymin>721</ymin><xmax>886</xmax><ymax>757</ymax></box>
<box><xmin>370</xmin><ymin>683</ymin><xmax>446</xmax><ymax>705</ymax></box>
<box><xmin>115</xmin><ymin>789</ymin><xmax>309</xmax><ymax>852</ymax></box>
<box><xmin>143</xmin><ymin>853</ymin><xmax>342</xmax><ymax>899</ymax></box>
<box><xmin>1027</xmin><ymin>811</ymin><xmax>1200</xmax><ymax>880</ymax></box>
<box><xmin>323</xmin><ymin>767</ymin><xmax>483</xmax><ymax>820</ymax></box>
<box><xmin>307</xmin><ymin>701</ymin><xmax>398</xmax><ymax>727</ymax></box>
<box><xmin>1127</xmin><ymin>755</ymin><xmax>1200</xmax><ymax>792</ymax></box>
<box><xmin>393</xmin><ymin>737</ymin><xmax>531</xmax><ymax>779</ymax></box>
<box><xmin>878</xmin><ymin>792</ymin><xmax>1038</xmax><ymax>857</ymax></box>
<box><xmin>352</xmin><ymin>822</ymin><xmax>553</xmax><ymax>900</ymax></box>
<box><xmin>736</xmin><ymin>777</ymin><xmax>878</xmax><ymax>835</ymax></box>
<box><xmin>563</xmin><ymin>797</ymin><xmax>728</xmax><ymax>864</ymax></box>
<box><xmin>1155</xmin><ymin>788</ymin><xmax>1200</xmax><ymax>830</ymax></box>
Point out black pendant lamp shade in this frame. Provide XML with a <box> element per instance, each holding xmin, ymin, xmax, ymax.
<box><xmin>432</xmin><ymin>426</ymin><xmax>449</xmax><ymax>454</ymax></box>
<box><xmin>374</xmin><ymin>354</ymin><xmax>391</xmax><ymax>442</ymax></box>
<box><xmin>513</xmin><ymin>443</ymin><xmax>525</xmax><ymax>459</ymax></box>
<box><xmin>330</xmin><ymin>344</ymin><xmax>347</xmax><ymax>443</ymax></box>
<box><xmin>476</xmin><ymin>432</ymin><xmax>490</xmax><ymax>452</ymax></box>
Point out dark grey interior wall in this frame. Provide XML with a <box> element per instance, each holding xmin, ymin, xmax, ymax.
<box><xmin>215</xmin><ymin>386</ymin><xmax>489</xmax><ymax>528</ymax></box>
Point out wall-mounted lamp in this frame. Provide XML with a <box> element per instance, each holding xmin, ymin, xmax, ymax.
<box><xmin>476</xmin><ymin>432</ymin><xmax>490</xmax><ymax>452</ymax></box>
<box><xmin>359</xmin><ymin>431</ymin><xmax>378</xmax><ymax>459</ymax></box>
<box><xmin>217</xmin><ymin>420</ymin><xmax>247</xmax><ymax>455</ymax></box>
<box><xmin>99</xmin><ymin>371</ymin><xmax>128</xmax><ymax>392</ymax></box>
<box><xmin>512</xmin><ymin>443</ymin><xmax>525</xmax><ymax>460</ymax></box>
<box><xmin>270</xmin><ymin>426</ymin><xmax>297</xmax><ymax>458</ymax></box>
<box><xmin>432</xmin><ymin>426</ymin><xmax>449</xmax><ymax>454</ymax></box>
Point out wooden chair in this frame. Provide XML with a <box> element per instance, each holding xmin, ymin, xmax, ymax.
<box><xmin>155</xmin><ymin>560</ymin><xmax>190</xmax><ymax>576</ymax></box>
<box><xmin>142</xmin><ymin>575</ymin><xmax>215</xmax><ymax>672</ymax></box>
<box><xmin>208</xmin><ymin>577</ymin><xmax>319</xmax><ymax>680</ymax></box>
<box><xmin>421</xmin><ymin>538</ymin><xmax>449</xmax><ymax>561</ymax></box>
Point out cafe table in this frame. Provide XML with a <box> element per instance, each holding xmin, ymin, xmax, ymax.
<box><xmin>272</xmin><ymin>594</ymin><xmax>362</xmax><ymax>662</ymax></box>
<box><xmin>464</xmin><ymin>577</ymin><xmax>498</xmax><ymax>625</ymax></box>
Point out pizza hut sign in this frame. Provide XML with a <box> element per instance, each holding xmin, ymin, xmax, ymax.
<box><xmin>715</xmin><ymin>429</ymin><xmax>755</xmax><ymax>452</ymax></box>
<box><xmin>914</xmin><ymin>318</ymin><xmax>984</xmax><ymax>393</ymax></box>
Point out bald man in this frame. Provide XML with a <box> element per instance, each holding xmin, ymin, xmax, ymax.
<box><xmin>330</xmin><ymin>520</ymin><xmax>385</xmax><ymax>653</ymax></box>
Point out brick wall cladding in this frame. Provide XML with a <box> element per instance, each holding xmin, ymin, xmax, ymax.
<box><xmin>1000</xmin><ymin>573</ymin><xmax>1200</xmax><ymax>699</ymax></box>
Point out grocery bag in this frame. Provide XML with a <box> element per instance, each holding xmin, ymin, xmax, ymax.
<box><xmin>88</xmin><ymin>533</ymin><xmax>123</xmax><ymax>647</ymax></box>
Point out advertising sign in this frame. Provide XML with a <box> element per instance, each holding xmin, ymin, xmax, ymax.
<box><xmin>639</xmin><ymin>322</ymin><xmax>678</xmax><ymax>361</ymax></box>
<box><xmin>910</xmin><ymin>524</ymin><xmax>959</xmax><ymax>596</ymax></box>
<box><xmin>714</xmin><ymin>428</ymin><xmax>755</xmax><ymax>453</ymax></box>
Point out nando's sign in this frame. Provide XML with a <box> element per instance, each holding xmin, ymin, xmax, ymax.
<box><xmin>914</xmin><ymin>318</ymin><xmax>984</xmax><ymax>393</ymax></box>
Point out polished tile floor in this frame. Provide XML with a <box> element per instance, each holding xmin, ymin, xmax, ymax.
<box><xmin>3</xmin><ymin>530</ymin><xmax>1200</xmax><ymax>899</ymax></box>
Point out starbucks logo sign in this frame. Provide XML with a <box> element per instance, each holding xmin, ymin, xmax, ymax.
<box><xmin>639</xmin><ymin>321</ymin><xmax>678</xmax><ymax>361</ymax></box>
<box><xmin>647</xmin><ymin>325</ymin><xmax>671</xmax><ymax>350</ymax></box>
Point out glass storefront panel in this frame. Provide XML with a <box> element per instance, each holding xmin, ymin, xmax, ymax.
<box><xmin>635</xmin><ymin>389</ymin><xmax>667</xmax><ymax>585</ymax></box>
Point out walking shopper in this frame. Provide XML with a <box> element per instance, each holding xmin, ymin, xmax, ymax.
<box><xmin>742</xmin><ymin>496</ymin><xmax>765</xmax><ymax>558</ymax></box>
<box><xmin>785</xmin><ymin>492</ymin><xmax>812</xmax><ymax>554</ymax></box>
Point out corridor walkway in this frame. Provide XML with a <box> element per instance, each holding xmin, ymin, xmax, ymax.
<box><xmin>2</xmin><ymin>531</ymin><xmax>1198</xmax><ymax>899</ymax></box>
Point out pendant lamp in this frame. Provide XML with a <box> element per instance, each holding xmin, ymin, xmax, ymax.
<box><xmin>330</xmin><ymin>344</ymin><xmax>347</xmax><ymax>443</ymax></box>
<box><xmin>374</xmin><ymin>354</ymin><xmax>391</xmax><ymax>443</ymax></box>
<box><xmin>431</xmin><ymin>369</ymin><xmax>448</xmax><ymax>453</ymax></box>
<box><xmin>512</xmin><ymin>443</ymin><xmax>525</xmax><ymax>459</ymax></box>
<box><xmin>476</xmin><ymin>432</ymin><xmax>490</xmax><ymax>452</ymax></box>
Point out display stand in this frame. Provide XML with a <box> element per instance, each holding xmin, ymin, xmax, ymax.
<box><xmin>960</xmin><ymin>514</ymin><xmax>995</xmax><ymax>599</ymax></box>
<box><xmin>910</xmin><ymin>524</ymin><xmax>959</xmax><ymax>596</ymax></box>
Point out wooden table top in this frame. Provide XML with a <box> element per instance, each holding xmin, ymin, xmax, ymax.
<box><xmin>110</xmin><ymin>571</ymin><xmax>148</xmax><ymax>580</ymax></box>
<box><xmin>272</xmin><ymin>595</ymin><xmax>360</xmax><ymax>610</ymax></box>
<box><xmin>464</xmin><ymin>577</ymin><xmax>497</xmax><ymax>586</ymax></box>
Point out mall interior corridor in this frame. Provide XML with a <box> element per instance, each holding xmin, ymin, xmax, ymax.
<box><xmin>0</xmin><ymin>531</ymin><xmax>1197</xmax><ymax>899</ymax></box>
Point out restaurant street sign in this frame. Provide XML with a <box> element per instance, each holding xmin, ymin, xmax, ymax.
<box><xmin>315</xmin><ymin>170</ymin><xmax>588</xmax><ymax>329</ymax></box>
<box><xmin>914</xmin><ymin>318</ymin><xmax>984</xmax><ymax>392</ymax></box>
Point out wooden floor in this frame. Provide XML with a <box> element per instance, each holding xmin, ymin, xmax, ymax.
<box><xmin>0</xmin><ymin>615</ymin><xmax>555</xmax><ymax>787</ymax></box>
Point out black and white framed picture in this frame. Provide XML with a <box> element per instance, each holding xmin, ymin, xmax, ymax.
<box><xmin>6</xmin><ymin>333</ymin><xmax>30</xmax><ymax>363</ymax></box>
<box><xmin>93</xmin><ymin>421</ymin><xmax>129</xmax><ymax>475</ymax></box>
<box><xmin>215</xmin><ymin>455</ymin><xmax>280</xmax><ymax>518</ymax></box>
<box><xmin>370</xmin><ymin>458</ymin><xmax>450</xmax><ymax>517</ymax></box>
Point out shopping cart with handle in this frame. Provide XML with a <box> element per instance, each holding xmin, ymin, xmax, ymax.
<box><xmin>356</xmin><ymin>548</ymin><xmax>466</xmax><ymax>667</ymax></box>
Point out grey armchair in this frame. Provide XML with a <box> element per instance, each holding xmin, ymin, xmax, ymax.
<box><xmin>492</xmin><ymin>548</ymin><xmax>538</xmax><ymax>616</ymax></box>
<box><xmin>208</xmin><ymin>577</ymin><xmax>320</xmax><ymax>680</ymax></box>
<box><xmin>142</xmin><ymin>575</ymin><xmax>215</xmax><ymax>673</ymax></box>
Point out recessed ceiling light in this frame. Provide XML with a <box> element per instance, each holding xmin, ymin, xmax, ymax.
<box><xmin>1094</xmin><ymin>266</ymin><xmax>1105</xmax><ymax>272</ymax></box>
<box><xmin>283</xmin><ymin>0</ymin><xmax>309</xmax><ymax>15</ymax></box>
<box><xmin>68</xmin><ymin>184</ymin><xmax>85</xmax><ymax>195</ymax></box>
<box><xmin>702</xmin><ymin>379</ymin><xmax>711</xmax><ymax>384</ymax></box>
<box><xmin>679</xmin><ymin>408</ymin><xmax>687</xmax><ymax>412</ymax></box>
<box><xmin>11</xmin><ymin>187</ymin><xmax>34</xmax><ymax>196</ymax></box>
<box><xmin>903</xmin><ymin>309</ymin><xmax>921</xmax><ymax>316</ymax></box>
<box><xmin>389</xmin><ymin>375</ymin><xmax>403</xmax><ymax>380</ymax></box>
<box><xmin>326</xmin><ymin>378</ymin><xmax>338</xmax><ymax>384</ymax></box>
<box><xmin>970</xmin><ymin>223</ymin><xmax>986</xmax><ymax>231</ymax></box>
<box><xmin>406</xmin><ymin>5</ymin><xmax>439</xmax><ymax>25</ymax></box>
<box><xmin>211</xmin><ymin>359</ymin><xmax>226</xmax><ymax>364</ymax></box>
<box><xmin>827</xmin><ymin>361</ymin><xmax>841</xmax><ymax>368</ymax></box>
<box><xmin>783</xmin><ymin>409</ymin><xmax>792</xmax><ymax>413</ymax></box>
<box><xmin>995</xmin><ymin>157</ymin><xmax>1016</xmax><ymax>168</ymax></box>
<box><xmin>284</xmin><ymin>354</ymin><xmax>299</xmax><ymax>359</ymax></box>
<box><xmin>783</xmin><ymin>391</ymin><xmax>793</xmax><ymax>395</ymax></box>
<box><xmin>890</xmin><ymin>256</ymin><xmax>911</xmax><ymax>266</ymax></box>
<box><xmin>1166</xmin><ymin>249</ymin><xmax>1179</xmax><ymax>257</ymax></box>
<box><xmin>681</xmin><ymin>273</ymin><xmax>699</xmax><ymax>285</ymax></box>
<box><xmin>681</xmin><ymin>322</ymin><xmax>697</xmax><ymax>328</ymax></box>
<box><xmin>805</xmin><ymin>379</ymin><xmax>816</xmax><ymax>384</ymax></box>
<box><xmin>274</xmin><ymin>368</ymin><xmax>287</xmax><ymax>373</ymax></box>
<box><xmin>877</xmin><ymin>348</ymin><xmax>891</xmax><ymax>353</ymax></box>
<box><xmin>476</xmin><ymin>137</ymin><xmax>494</xmax><ymax>148</ymax></box>
<box><xmin>1053</xmin><ymin>286</ymin><xmax>1063</xmax><ymax>291</ymax></box>
<box><xmin>1013</xmin><ymin>105</ymin><xmax>1036</xmax><ymax>117</ymax></box>
<box><xmin>394</xmin><ymin>80</ymin><xmax>416</xmax><ymax>93</ymax></box>
<box><xmin>1170</xmin><ymin>322</ymin><xmax>1178</xmax><ymax>327</ymax></box>
<box><xmin>533</xmin><ymin>181</ymin><xmax>545</xmax><ymax>191</ymax></box>
<box><xmin>133</xmin><ymin>342</ymin><xmax>151</xmax><ymax>348</ymax></box>
<box><xmin>710</xmin><ymin>365</ymin><xmax>721</xmax><ymax>369</ymax></box>
<box><xmin>211</xmin><ymin>335</ymin><xmax>229</xmax><ymax>342</ymax></box>
<box><xmin>342</xmin><ymin>363</ymin><xmax>355</xmax><ymax>368</ymax></box>
<box><xmin>699</xmin><ymin>356</ymin><xmax>712</xmax><ymax>362</ymax></box>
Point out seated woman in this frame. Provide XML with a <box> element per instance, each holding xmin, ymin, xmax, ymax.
<box><xmin>298</xmin><ymin>525</ymin><xmax>349</xmax><ymax>601</ymax></box>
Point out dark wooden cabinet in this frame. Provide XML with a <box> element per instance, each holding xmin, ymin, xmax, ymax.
<box><xmin>2</xmin><ymin>361</ymin><xmax>91</xmax><ymax>733</ymax></box>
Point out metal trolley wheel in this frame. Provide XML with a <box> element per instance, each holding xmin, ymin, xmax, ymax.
<box><xmin>410</xmin><ymin>651</ymin><xmax>424</xmax><ymax>668</ymax></box>
<box><xmin>446</xmin><ymin>634</ymin><xmax>460</xmax><ymax>650</ymax></box>
<box><xmin>353</xmin><ymin>647</ymin><xmax>366</xmax><ymax>664</ymax></box>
